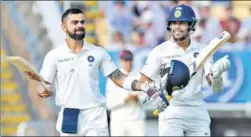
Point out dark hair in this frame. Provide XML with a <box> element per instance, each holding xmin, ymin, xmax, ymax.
<box><xmin>61</xmin><ymin>8</ymin><xmax>83</xmax><ymax>23</ymax></box>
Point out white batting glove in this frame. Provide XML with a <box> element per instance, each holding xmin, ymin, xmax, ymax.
<box><xmin>210</xmin><ymin>55</ymin><xmax>230</xmax><ymax>92</ymax></box>
<box><xmin>210</xmin><ymin>55</ymin><xmax>230</xmax><ymax>78</ymax></box>
<box><xmin>137</xmin><ymin>92</ymin><xmax>149</xmax><ymax>105</ymax></box>
<box><xmin>141</xmin><ymin>82</ymin><xmax>169</xmax><ymax>112</ymax></box>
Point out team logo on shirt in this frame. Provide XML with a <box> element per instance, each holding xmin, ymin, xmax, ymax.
<box><xmin>87</xmin><ymin>55</ymin><xmax>94</xmax><ymax>62</ymax></box>
<box><xmin>164</xmin><ymin>55</ymin><xmax>180</xmax><ymax>59</ymax></box>
<box><xmin>58</xmin><ymin>58</ymin><xmax>74</xmax><ymax>63</ymax></box>
<box><xmin>193</xmin><ymin>52</ymin><xmax>199</xmax><ymax>58</ymax></box>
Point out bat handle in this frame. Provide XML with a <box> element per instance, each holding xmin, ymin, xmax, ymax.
<box><xmin>39</xmin><ymin>81</ymin><xmax>51</xmax><ymax>92</ymax></box>
<box><xmin>152</xmin><ymin>95</ymin><xmax>171</xmax><ymax>116</ymax></box>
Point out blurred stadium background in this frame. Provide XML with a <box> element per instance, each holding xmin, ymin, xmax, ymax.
<box><xmin>1</xmin><ymin>0</ymin><xmax>251</xmax><ymax>136</ymax></box>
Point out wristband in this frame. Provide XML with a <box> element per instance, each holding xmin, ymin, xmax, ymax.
<box><xmin>122</xmin><ymin>76</ymin><xmax>135</xmax><ymax>91</ymax></box>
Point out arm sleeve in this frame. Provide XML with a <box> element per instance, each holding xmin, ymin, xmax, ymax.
<box><xmin>39</xmin><ymin>51</ymin><xmax>57</xmax><ymax>83</ymax></box>
<box><xmin>140</xmin><ymin>47</ymin><xmax>161</xmax><ymax>80</ymax></box>
<box><xmin>100</xmin><ymin>50</ymin><xmax>118</xmax><ymax>76</ymax></box>
<box><xmin>106</xmin><ymin>79</ymin><xmax>128</xmax><ymax>110</ymax></box>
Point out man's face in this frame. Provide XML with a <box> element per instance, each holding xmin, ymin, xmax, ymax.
<box><xmin>120</xmin><ymin>59</ymin><xmax>133</xmax><ymax>72</ymax></box>
<box><xmin>62</xmin><ymin>13</ymin><xmax>86</xmax><ymax>40</ymax></box>
<box><xmin>169</xmin><ymin>21</ymin><xmax>189</xmax><ymax>40</ymax></box>
<box><xmin>113</xmin><ymin>31</ymin><xmax>123</xmax><ymax>42</ymax></box>
<box><xmin>227</xmin><ymin>19</ymin><xmax>240</xmax><ymax>36</ymax></box>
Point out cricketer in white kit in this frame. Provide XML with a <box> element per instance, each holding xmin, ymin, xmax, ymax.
<box><xmin>106</xmin><ymin>50</ymin><xmax>147</xmax><ymax>136</ymax></box>
<box><xmin>43</xmin><ymin>40</ymin><xmax>116</xmax><ymax>136</ymax></box>
<box><xmin>138</xmin><ymin>4</ymin><xmax>230</xmax><ymax>136</ymax></box>
<box><xmin>25</xmin><ymin>8</ymin><xmax>169</xmax><ymax>136</ymax></box>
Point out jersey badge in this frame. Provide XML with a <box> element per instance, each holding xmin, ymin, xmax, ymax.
<box><xmin>87</xmin><ymin>55</ymin><xmax>95</xmax><ymax>62</ymax></box>
<box><xmin>194</xmin><ymin>52</ymin><xmax>199</xmax><ymax>58</ymax></box>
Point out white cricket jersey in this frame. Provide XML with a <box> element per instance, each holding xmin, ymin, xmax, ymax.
<box><xmin>40</xmin><ymin>40</ymin><xmax>117</xmax><ymax>109</ymax></box>
<box><xmin>141</xmin><ymin>39</ymin><xmax>213</xmax><ymax>107</ymax></box>
<box><xmin>106</xmin><ymin>69</ymin><xmax>146</xmax><ymax>121</ymax></box>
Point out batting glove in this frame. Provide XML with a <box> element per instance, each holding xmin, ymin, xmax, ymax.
<box><xmin>211</xmin><ymin>55</ymin><xmax>230</xmax><ymax>78</ymax></box>
<box><xmin>141</xmin><ymin>82</ymin><xmax>169</xmax><ymax>113</ymax></box>
<box><xmin>210</xmin><ymin>55</ymin><xmax>230</xmax><ymax>92</ymax></box>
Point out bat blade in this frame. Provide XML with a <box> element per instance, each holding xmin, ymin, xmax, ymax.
<box><xmin>1</xmin><ymin>56</ymin><xmax>49</xmax><ymax>90</ymax></box>
<box><xmin>191</xmin><ymin>31</ymin><xmax>230</xmax><ymax>77</ymax></box>
<box><xmin>2</xmin><ymin>56</ymin><xmax>38</xmax><ymax>75</ymax></box>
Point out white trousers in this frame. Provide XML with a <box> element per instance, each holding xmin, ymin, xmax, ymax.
<box><xmin>158</xmin><ymin>106</ymin><xmax>211</xmax><ymax>136</ymax></box>
<box><xmin>110</xmin><ymin>120</ymin><xmax>146</xmax><ymax>136</ymax></box>
<box><xmin>56</xmin><ymin>106</ymin><xmax>109</xmax><ymax>136</ymax></box>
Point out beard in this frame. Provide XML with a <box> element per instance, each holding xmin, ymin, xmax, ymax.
<box><xmin>67</xmin><ymin>28</ymin><xmax>85</xmax><ymax>40</ymax></box>
<box><xmin>171</xmin><ymin>29</ymin><xmax>190</xmax><ymax>42</ymax></box>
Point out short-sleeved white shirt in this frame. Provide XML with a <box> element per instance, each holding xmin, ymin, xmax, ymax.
<box><xmin>141</xmin><ymin>39</ymin><xmax>213</xmax><ymax>106</ymax></box>
<box><xmin>40</xmin><ymin>40</ymin><xmax>117</xmax><ymax>109</ymax></box>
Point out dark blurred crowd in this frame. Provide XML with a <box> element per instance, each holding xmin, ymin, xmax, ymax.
<box><xmin>96</xmin><ymin>1</ymin><xmax>251</xmax><ymax>50</ymax></box>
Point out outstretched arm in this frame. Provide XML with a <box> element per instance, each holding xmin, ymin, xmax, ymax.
<box><xmin>108</xmin><ymin>69</ymin><xmax>127</xmax><ymax>88</ymax></box>
<box><xmin>108</xmin><ymin>69</ymin><xmax>168</xmax><ymax>112</ymax></box>
<box><xmin>108</xmin><ymin>69</ymin><xmax>146</xmax><ymax>91</ymax></box>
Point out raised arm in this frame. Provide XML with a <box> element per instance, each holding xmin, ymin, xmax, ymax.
<box><xmin>204</xmin><ymin>55</ymin><xmax>230</xmax><ymax>92</ymax></box>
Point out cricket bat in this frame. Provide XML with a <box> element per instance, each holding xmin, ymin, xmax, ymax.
<box><xmin>190</xmin><ymin>31</ymin><xmax>231</xmax><ymax>78</ymax></box>
<box><xmin>152</xmin><ymin>31</ymin><xmax>231</xmax><ymax>116</ymax></box>
<box><xmin>1</xmin><ymin>56</ymin><xmax>50</xmax><ymax>91</ymax></box>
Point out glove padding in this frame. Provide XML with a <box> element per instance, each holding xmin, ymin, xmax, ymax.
<box><xmin>154</xmin><ymin>93</ymin><xmax>169</xmax><ymax>112</ymax></box>
<box><xmin>210</xmin><ymin>55</ymin><xmax>230</xmax><ymax>78</ymax></box>
<box><xmin>210</xmin><ymin>55</ymin><xmax>230</xmax><ymax>92</ymax></box>
<box><xmin>141</xmin><ymin>82</ymin><xmax>169</xmax><ymax>113</ymax></box>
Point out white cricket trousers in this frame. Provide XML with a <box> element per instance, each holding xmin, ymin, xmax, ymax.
<box><xmin>110</xmin><ymin>120</ymin><xmax>146</xmax><ymax>136</ymax></box>
<box><xmin>56</xmin><ymin>106</ymin><xmax>109</xmax><ymax>136</ymax></box>
<box><xmin>158</xmin><ymin>105</ymin><xmax>211</xmax><ymax>136</ymax></box>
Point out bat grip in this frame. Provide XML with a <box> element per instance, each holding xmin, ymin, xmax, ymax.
<box><xmin>39</xmin><ymin>81</ymin><xmax>51</xmax><ymax>92</ymax></box>
<box><xmin>152</xmin><ymin>95</ymin><xmax>171</xmax><ymax>116</ymax></box>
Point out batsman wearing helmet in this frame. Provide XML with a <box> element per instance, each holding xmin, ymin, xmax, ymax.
<box><xmin>139</xmin><ymin>4</ymin><xmax>230</xmax><ymax>136</ymax></box>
